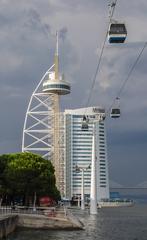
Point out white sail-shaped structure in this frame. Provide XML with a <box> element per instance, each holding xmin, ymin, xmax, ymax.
<box><xmin>22</xmin><ymin>65</ymin><xmax>55</xmax><ymax>160</ymax></box>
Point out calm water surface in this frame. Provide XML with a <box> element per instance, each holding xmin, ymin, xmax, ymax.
<box><xmin>8</xmin><ymin>204</ymin><xmax>147</xmax><ymax>240</ymax></box>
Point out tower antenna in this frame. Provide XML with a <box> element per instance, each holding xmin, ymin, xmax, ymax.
<box><xmin>54</xmin><ymin>31</ymin><xmax>59</xmax><ymax>80</ymax></box>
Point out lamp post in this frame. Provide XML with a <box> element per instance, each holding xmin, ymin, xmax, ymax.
<box><xmin>75</xmin><ymin>164</ymin><xmax>91</xmax><ymax>210</ymax></box>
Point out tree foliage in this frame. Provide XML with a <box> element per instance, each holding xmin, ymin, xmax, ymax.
<box><xmin>0</xmin><ymin>152</ymin><xmax>60</xmax><ymax>205</ymax></box>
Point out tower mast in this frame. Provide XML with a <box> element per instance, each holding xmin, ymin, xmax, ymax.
<box><xmin>42</xmin><ymin>32</ymin><xmax>71</xmax><ymax>194</ymax></box>
<box><xmin>53</xmin><ymin>32</ymin><xmax>60</xmax><ymax>191</ymax></box>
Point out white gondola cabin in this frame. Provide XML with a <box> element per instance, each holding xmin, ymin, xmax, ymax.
<box><xmin>81</xmin><ymin>116</ymin><xmax>89</xmax><ymax>131</ymax></box>
<box><xmin>110</xmin><ymin>108</ymin><xmax>120</xmax><ymax>118</ymax></box>
<box><xmin>108</xmin><ymin>22</ymin><xmax>127</xmax><ymax>43</ymax></box>
<box><xmin>75</xmin><ymin>165</ymin><xmax>80</xmax><ymax>173</ymax></box>
<box><xmin>110</xmin><ymin>97</ymin><xmax>121</xmax><ymax>118</ymax></box>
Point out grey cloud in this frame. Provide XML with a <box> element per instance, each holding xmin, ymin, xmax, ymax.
<box><xmin>23</xmin><ymin>8</ymin><xmax>51</xmax><ymax>37</ymax></box>
<box><xmin>108</xmin><ymin>141</ymin><xmax>147</xmax><ymax>186</ymax></box>
<box><xmin>59</xmin><ymin>27</ymin><xmax>68</xmax><ymax>41</ymax></box>
<box><xmin>48</xmin><ymin>0</ymin><xmax>105</xmax><ymax>10</ymax></box>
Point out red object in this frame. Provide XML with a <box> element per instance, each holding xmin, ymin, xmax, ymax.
<box><xmin>39</xmin><ymin>196</ymin><xmax>55</xmax><ymax>206</ymax></box>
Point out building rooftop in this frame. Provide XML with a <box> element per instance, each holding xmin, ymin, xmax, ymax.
<box><xmin>65</xmin><ymin>106</ymin><xmax>105</xmax><ymax>115</ymax></box>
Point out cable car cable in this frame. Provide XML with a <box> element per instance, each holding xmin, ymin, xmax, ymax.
<box><xmin>107</xmin><ymin>41</ymin><xmax>147</xmax><ymax>114</ymax></box>
<box><xmin>84</xmin><ymin>32</ymin><xmax>108</xmax><ymax>110</ymax></box>
<box><xmin>84</xmin><ymin>0</ymin><xmax>118</xmax><ymax>113</ymax></box>
<box><xmin>108</xmin><ymin>0</ymin><xmax>118</xmax><ymax>20</ymax></box>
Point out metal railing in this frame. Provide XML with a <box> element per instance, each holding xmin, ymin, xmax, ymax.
<box><xmin>0</xmin><ymin>207</ymin><xmax>42</xmax><ymax>216</ymax></box>
<box><xmin>0</xmin><ymin>206</ymin><xmax>67</xmax><ymax>218</ymax></box>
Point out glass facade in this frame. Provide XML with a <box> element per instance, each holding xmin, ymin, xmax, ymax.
<box><xmin>64</xmin><ymin>107</ymin><xmax>110</xmax><ymax>201</ymax></box>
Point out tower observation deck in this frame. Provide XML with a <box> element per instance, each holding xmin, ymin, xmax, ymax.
<box><xmin>43</xmin><ymin>73</ymin><xmax>70</xmax><ymax>95</ymax></box>
<box><xmin>22</xmin><ymin>32</ymin><xmax>71</xmax><ymax>195</ymax></box>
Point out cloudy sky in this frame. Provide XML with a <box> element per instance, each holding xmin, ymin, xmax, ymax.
<box><xmin>0</xmin><ymin>0</ymin><xmax>147</xmax><ymax>187</ymax></box>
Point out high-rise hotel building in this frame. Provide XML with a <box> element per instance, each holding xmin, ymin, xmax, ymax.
<box><xmin>64</xmin><ymin>107</ymin><xmax>110</xmax><ymax>201</ymax></box>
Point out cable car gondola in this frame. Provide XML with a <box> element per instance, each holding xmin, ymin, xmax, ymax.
<box><xmin>108</xmin><ymin>22</ymin><xmax>127</xmax><ymax>43</ymax></box>
<box><xmin>110</xmin><ymin>108</ymin><xmax>120</xmax><ymax>118</ymax></box>
<box><xmin>75</xmin><ymin>164</ymin><xmax>80</xmax><ymax>173</ymax></box>
<box><xmin>110</xmin><ymin>97</ymin><xmax>121</xmax><ymax>118</ymax></box>
<box><xmin>81</xmin><ymin>115</ymin><xmax>89</xmax><ymax>131</ymax></box>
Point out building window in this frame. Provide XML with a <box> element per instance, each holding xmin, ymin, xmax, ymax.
<box><xmin>73</xmin><ymin>148</ymin><xmax>92</xmax><ymax>151</ymax></box>
<box><xmin>100</xmin><ymin>149</ymin><xmax>105</xmax><ymax>151</ymax></box>
<box><xmin>100</xmin><ymin>138</ymin><xmax>104</xmax><ymax>140</ymax></box>
<box><xmin>73</xmin><ymin>115</ymin><xmax>84</xmax><ymax>118</ymax></box>
<box><xmin>99</xmin><ymin>130</ymin><xmax>104</xmax><ymax>133</ymax></box>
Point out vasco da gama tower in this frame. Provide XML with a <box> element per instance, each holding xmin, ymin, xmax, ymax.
<box><xmin>22</xmin><ymin>33</ymin><xmax>71</xmax><ymax>196</ymax></box>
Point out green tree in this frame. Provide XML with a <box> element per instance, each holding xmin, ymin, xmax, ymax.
<box><xmin>0</xmin><ymin>152</ymin><xmax>60</xmax><ymax>205</ymax></box>
<box><xmin>0</xmin><ymin>154</ymin><xmax>10</xmax><ymax>205</ymax></box>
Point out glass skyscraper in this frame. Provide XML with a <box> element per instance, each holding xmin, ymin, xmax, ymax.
<box><xmin>64</xmin><ymin>107</ymin><xmax>110</xmax><ymax>201</ymax></box>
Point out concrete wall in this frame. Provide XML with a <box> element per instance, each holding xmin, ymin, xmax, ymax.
<box><xmin>18</xmin><ymin>213</ymin><xmax>83</xmax><ymax>229</ymax></box>
<box><xmin>0</xmin><ymin>215</ymin><xmax>18</xmax><ymax>239</ymax></box>
<box><xmin>0</xmin><ymin>209</ymin><xmax>83</xmax><ymax>239</ymax></box>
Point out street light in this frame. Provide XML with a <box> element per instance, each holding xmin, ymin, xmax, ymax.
<box><xmin>75</xmin><ymin>164</ymin><xmax>91</xmax><ymax>210</ymax></box>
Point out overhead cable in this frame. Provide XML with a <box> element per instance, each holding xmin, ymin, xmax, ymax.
<box><xmin>107</xmin><ymin>41</ymin><xmax>147</xmax><ymax>113</ymax></box>
<box><xmin>84</xmin><ymin>0</ymin><xmax>118</xmax><ymax>111</ymax></box>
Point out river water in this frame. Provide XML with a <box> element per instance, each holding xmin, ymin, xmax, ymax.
<box><xmin>9</xmin><ymin>204</ymin><xmax>147</xmax><ymax>240</ymax></box>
